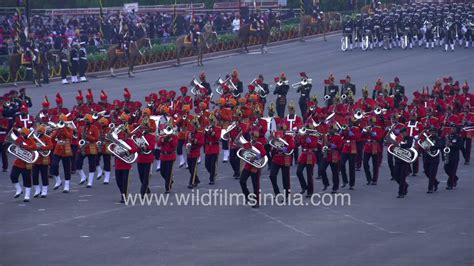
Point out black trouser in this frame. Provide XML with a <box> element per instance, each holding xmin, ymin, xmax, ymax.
<box><xmin>71</xmin><ymin>61</ymin><xmax>78</xmax><ymax>76</ymax></box>
<box><xmin>462</xmin><ymin>138</ymin><xmax>472</xmax><ymax>163</ymax></box>
<box><xmin>394</xmin><ymin>160</ymin><xmax>409</xmax><ymax>196</ymax></box>
<box><xmin>265</xmin><ymin>144</ymin><xmax>272</xmax><ymax>170</ymax></box>
<box><xmin>444</xmin><ymin>159</ymin><xmax>460</xmax><ymax>187</ymax></box>
<box><xmin>276</xmin><ymin>103</ymin><xmax>286</xmax><ymax>118</ymax></box>
<box><xmin>321</xmin><ymin>161</ymin><xmax>339</xmax><ymax>191</ymax></box>
<box><xmin>60</xmin><ymin>61</ymin><xmax>68</xmax><ymax>79</ymax></box>
<box><xmin>76</xmin><ymin>154</ymin><xmax>97</xmax><ymax>172</ymax></box>
<box><xmin>51</xmin><ymin>155</ymin><xmax>71</xmax><ymax>180</ymax></box>
<box><xmin>79</xmin><ymin>59</ymin><xmax>87</xmax><ymax>77</ymax></box>
<box><xmin>10</xmin><ymin>166</ymin><xmax>32</xmax><ymax>187</ymax></box>
<box><xmin>154</xmin><ymin>149</ymin><xmax>161</xmax><ymax>160</ymax></box>
<box><xmin>387</xmin><ymin>151</ymin><xmax>395</xmax><ymax>178</ymax></box>
<box><xmin>177</xmin><ymin>139</ymin><xmax>184</xmax><ymax>156</ymax></box>
<box><xmin>187</xmin><ymin>157</ymin><xmax>199</xmax><ymax>185</ymax></box>
<box><xmin>240</xmin><ymin>169</ymin><xmax>261</xmax><ymax>204</ymax></box>
<box><xmin>97</xmin><ymin>153</ymin><xmax>111</xmax><ymax>171</ymax></box>
<box><xmin>363</xmin><ymin>152</ymin><xmax>379</xmax><ymax>183</ymax></box>
<box><xmin>32</xmin><ymin>164</ymin><xmax>49</xmax><ymax>186</ymax></box>
<box><xmin>316</xmin><ymin>150</ymin><xmax>323</xmax><ymax>178</ymax></box>
<box><xmin>229</xmin><ymin>148</ymin><xmax>240</xmax><ymax>176</ymax></box>
<box><xmin>269</xmin><ymin>163</ymin><xmax>290</xmax><ymax>195</ymax></box>
<box><xmin>43</xmin><ymin>63</ymin><xmax>49</xmax><ymax>83</ymax></box>
<box><xmin>341</xmin><ymin>153</ymin><xmax>356</xmax><ymax>187</ymax></box>
<box><xmin>356</xmin><ymin>142</ymin><xmax>363</xmax><ymax>169</ymax></box>
<box><xmin>160</xmin><ymin>160</ymin><xmax>174</xmax><ymax>191</ymax></box>
<box><xmin>296</xmin><ymin>163</ymin><xmax>314</xmax><ymax>195</ymax></box>
<box><xmin>115</xmin><ymin>169</ymin><xmax>130</xmax><ymax>197</ymax></box>
<box><xmin>293</xmin><ymin>147</ymin><xmax>299</xmax><ymax>166</ymax></box>
<box><xmin>0</xmin><ymin>142</ymin><xmax>8</xmax><ymax>170</ymax></box>
<box><xmin>299</xmin><ymin>97</ymin><xmax>308</xmax><ymax>121</ymax></box>
<box><xmin>423</xmin><ymin>160</ymin><xmax>439</xmax><ymax>191</ymax></box>
<box><xmin>137</xmin><ymin>163</ymin><xmax>152</xmax><ymax>196</ymax></box>
<box><xmin>411</xmin><ymin>156</ymin><xmax>419</xmax><ymax>175</ymax></box>
<box><xmin>205</xmin><ymin>154</ymin><xmax>218</xmax><ymax>182</ymax></box>
<box><xmin>222</xmin><ymin>139</ymin><xmax>229</xmax><ymax>150</ymax></box>
<box><xmin>71</xmin><ymin>145</ymin><xmax>78</xmax><ymax>172</ymax></box>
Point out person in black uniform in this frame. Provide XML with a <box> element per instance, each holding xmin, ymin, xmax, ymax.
<box><xmin>273</xmin><ymin>73</ymin><xmax>289</xmax><ymax>118</ymax></box>
<box><xmin>354</xmin><ymin>14</ymin><xmax>363</xmax><ymax>48</ymax></box>
<box><xmin>257</xmin><ymin>74</ymin><xmax>270</xmax><ymax>108</ymax></box>
<box><xmin>18</xmin><ymin>88</ymin><xmax>32</xmax><ymax>108</ymax></box>
<box><xmin>390</xmin><ymin>77</ymin><xmax>405</xmax><ymax>108</ymax></box>
<box><xmin>230</xmin><ymin>70</ymin><xmax>243</xmax><ymax>98</ymax></box>
<box><xmin>78</xmin><ymin>42</ymin><xmax>88</xmax><ymax>82</ymax></box>
<box><xmin>60</xmin><ymin>42</ymin><xmax>69</xmax><ymax>85</ymax></box>
<box><xmin>296</xmin><ymin>72</ymin><xmax>312</xmax><ymax>121</ymax></box>
<box><xmin>444</xmin><ymin>15</ymin><xmax>456</xmax><ymax>52</ymax></box>
<box><xmin>382</xmin><ymin>15</ymin><xmax>394</xmax><ymax>50</ymax></box>
<box><xmin>393</xmin><ymin>128</ymin><xmax>413</xmax><ymax>198</ymax></box>
<box><xmin>444</xmin><ymin>127</ymin><xmax>463</xmax><ymax>190</ymax></box>
<box><xmin>199</xmin><ymin>72</ymin><xmax>212</xmax><ymax>96</ymax></box>
<box><xmin>342</xmin><ymin>15</ymin><xmax>355</xmax><ymax>50</ymax></box>
<box><xmin>422</xmin><ymin>127</ymin><xmax>443</xmax><ymax>193</ymax></box>
<box><xmin>70</xmin><ymin>42</ymin><xmax>79</xmax><ymax>83</ymax></box>
<box><xmin>340</xmin><ymin>75</ymin><xmax>356</xmax><ymax>97</ymax></box>
<box><xmin>324</xmin><ymin>75</ymin><xmax>339</xmax><ymax>107</ymax></box>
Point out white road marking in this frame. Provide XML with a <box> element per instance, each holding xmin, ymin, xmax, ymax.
<box><xmin>80</xmin><ymin>235</ymin><xmax>90</xmax><ymax>238</ymax></box>
<box><xmin>343</xmin><ymin>214</ymin><xmax>400</xmax><ymax>234</ymax></box>
<box><xmin>254</xmin><ymin>209</ymin><xmax>311</xmax><ymax>237</ymax></box>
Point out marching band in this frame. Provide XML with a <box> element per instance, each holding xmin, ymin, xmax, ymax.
<box><xmin>0</xmin><ymin>70</ymin><xmax>473</xmax><ymax>206</ymax></box>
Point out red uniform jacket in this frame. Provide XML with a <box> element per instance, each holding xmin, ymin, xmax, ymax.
<box><xmin>297</xmin><ymin>135</ymin><xmax>318</xmax><ymax>165</ymax></box>
<box><xmin>0</xmin><ymin>117</ymin><xmax>8</xmax><ymax>142</ymax></box>
<box><xmin>50</xmin><ymin>127</ymin><xmax>73</xmax><ymax>157</ymax></box>
<box><xmin>34</xmin><ymin>135</ymin><xmax>54</xmax><ymax>165</ymax></box>
<box><xmin>137</xmin><ymin>133</ymin><xmax>157</xmax><ymax>164</ymax></box>
<box><xmin>229</xmin><ymin>122</ymin><xmax>249</xmax><ymax>150</ymax></box>
<box><xmin>204</xmin><ymin>126</ymin><xmax>221</xmax><ymax>155</ymax></box>
<box><xmin>115</xmin><ymin>139</ymin><xmax>138</xmax><ymax>170</ymax></box>
<box><xmin>341</xmin><ymin>127</ymin><xmax>361</xmax><ymax>154</ymax></box>
<box><xmin>284</xmin><ymin>114</ymin><xmax>303</xmax><ymax>133</ymax></box>
<box><xmin>249</xmin><ymin>118</ymin><xmax>268</xmax><ymax>145</ymax></box>
<box><xmin>186</xmin><ymin>131</ymin><xmax>205</xmax><ymax>159</ymax></box>
<box><xmin>77</xmin><ymin>124</ymin><xmax>100</xmax><ymax>155</ymax></box>
<box><xmin>14</xmin><ymin>114</ymin><xmax>35</xmax><ymax>129</ymax></box>
<box><xmin>362</xmin><ymin>126</ymin><xmax>384</xmax><ymax>154</ymax></box>
<box><xmin>326</xmin><ymin>134</ymin><xmax>343</xmax><ymax>163</ymax></box>
<box><xmin>159</xmin><ymin>134</ymin><xmax>178</xmax><ymax>161</ymax></box>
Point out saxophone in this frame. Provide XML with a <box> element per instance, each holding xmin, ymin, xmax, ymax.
<box><xmin>79</xmin><ymin>125</ymin><xmax>89</xmax><ymax>156</ymax></box>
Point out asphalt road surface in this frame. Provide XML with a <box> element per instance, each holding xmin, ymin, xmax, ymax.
<box><xmin>0</xmin><ymin>34</ymin><xmax>473</xmax><ymax>266</ymax></box>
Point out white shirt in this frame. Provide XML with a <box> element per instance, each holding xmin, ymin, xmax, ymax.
<box><xmin>232</xmin><ymin>19</ymin><xmax>240</xmax><ymax>32</ymax></box>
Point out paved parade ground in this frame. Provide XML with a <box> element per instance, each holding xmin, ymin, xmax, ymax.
<box><xmin>0</xmin><ymin>34</ymin><xmax>473</xmax><ymax>265</ymax></box>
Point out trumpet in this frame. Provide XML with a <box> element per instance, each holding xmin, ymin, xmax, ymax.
<box><xmin>336</xmin><ymin>122</ymin><xmax>347</xmax><ymax>131</ymax></box>
<box><xmin>324</xmin><ymin>94</ymin><xmax>331</xmax><ymax>101</ymax></box>
<box><xmin>443</xmin><ymin>136</ymin><xmax>451</xmax><ymax>165</ymax></box>
<box><xmin>374</xmin><ymin>107</ymin><xmax>387</xmax><ymax>115</ymax></box>
<box><xmin>354</xmin><ymin>110</ymin><xmax>368</xmax><ymax>120</ymax></box>
<box><xmin>275</xmin><ymin>79</ymin><xmax>289</xmax><ymax>87</ymax></box>
<box><xmin>204</xmin><ymin>125</ymin><xmax>213</xmax><ymax>133</ymax></box>
<box><xmin>160</xmin><ymin>125</ymin><xmax>174</xmax><ymax>136</ymax></box>
<box><xmin>92</xmin><ymin>110</ymin><xmax>106</xmax><ymax>120</ymax></box>
<box><xmin>341</xmin><ymin>94</ymin><xmax>347</xmax><ymax>100</ymax></box>
<box><xmin>291</xmin><ymin>78</ymin><xmax>312</xmax><ymax>88</ymax></box>
<box><xmin>298</xmin><ymin>127</ymin><xmax>321</xmax><ymax>137</ymax></box>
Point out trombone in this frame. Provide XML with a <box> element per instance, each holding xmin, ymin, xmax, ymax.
<box><xmin>291</xmin><ymin>78</ymin><xmax>312</xmax><ymax>88</ymax></box>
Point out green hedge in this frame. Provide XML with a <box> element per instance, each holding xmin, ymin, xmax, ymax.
<box><xmin>1</xmin><ymin>0</ymin><xmax>215</xmax><ymax>9</ymax></box>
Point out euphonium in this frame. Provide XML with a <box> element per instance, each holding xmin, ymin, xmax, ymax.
<box><xmin>417</xmin><ymin>132</ymin><xmax>439</xmax><ymax>157</ymax></box>
<box><xmin>105</xmin><ymin>127</ymin><xmax>138</xmax><ymax>164</ymax></box>
<box><xmin>386</xmin><ymin>131</ymin><xmax>419</xmax><ymax>164</ymax></box>
<box><xmin>131</xmin><ymin>134</ymin><xmax>152</xmax><ymax>155</ymax></box>
<box><xmin>6</xmin><ymin>129</ymin><xmax>39</xmax><ymax>164</ymax></box>
<box><xmin>269</xmin><ymin>136</ymin><xmax>293</xmax><ymax>155</ymax></box>
<box><xmin>221</xmin><ymin>122</ymin><xmax>237</xmax><ymax>141</ymax></box>
<box><xmin>235</xmin><ymin>134</ymin><xmax>268</xmax><ymax>169</ymax></box>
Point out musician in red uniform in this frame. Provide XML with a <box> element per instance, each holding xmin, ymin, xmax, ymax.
<box><xmin>36</xmin><ymin>96</ymin><xmax>51</xmax><ymax>124</ymax></box>
<box><xmin>204</xmin><ymin>115</ymin><xmax>221</xmax><ymax>185</ymax></box>
<box><xmin>362</xmin><ymin>117</ymin><xmax>385</xmax><ymax>185</ymax></box>
<box><xmin>32</xmin><ymin>125</ymin><xmax>54</xmax><ymax>198</ymax></box>
<box><xmin>114</xmin><ymin>114</ymin><xmax>138</xmax><ymax>203</ymax></box>
<box><xmin>158</xmin><ymin>121</ymin><xmax>178</xmax><ymax>193</ymax></box>
<box><xmin>340</xmin><ymin>120</ymin><xmax>361</xmax><ymax>190</ymax></box>
<box><xmin>239</xmin><ymin>131</ymin><xmax>266</xmax><ymax>208</ymax></box>
<box><xmin>0</xmin><ymin>108</ymin><xmax>9</xmax><ymax>172</ymax></box>
<box><xmin>49</xmin><ymin>93</ymin><xmax>69</xmax><ymax>122</ymax></box>
<box><xmin>185</xmin><ymin>118</ymin><xmax>205</xmax><ymax>188</ymax></box>
<box><xmin>76</xmin><ymin>114</ymin><xmax>100</xmax><ymax>188</ymax></box>
<box><xmin>320</xmin><ymin>126</ymin><xmax>343</xmax><ymax>193</ymax></box>
<box><xmin>284</xmin><ymin>104</ymin><xmax>303</xmax><ymax>165</ymax></box>
<box><xmin>96</xmin><ymin>117</ymin><xmax>112</xmax><ymax>184</ymax></box>
<box><xmin>10</xmin><ymin>128</ymin><xmax>37</xmax><ymax>202</ymax></box>
<box><xmin>460</xmin><ymin>106</ymin><xmax>474</xmax><ymax>165</ymax></box>
<box><xmin>296</xmin><ymin>124</ymin><xmax>318</xmax><ymax>197</ymax></box>
<box><xmin>269</xmin><ymin>123</ymin><xmax>295</xmax><ymax>198</ymax></box>
<box><xmin>14</xmin><ymin>104</ymin><xmax>35</xmax><ymax>129</ymax></box>
<box><xmin>136</xmin><ymin>114</ymin><xmax>157</xmax><ymax>196</ymax></box>
<box><xmin>50</xmin><ymin>114</ymin><xmax>74</xmax><ymax>192</ymax></box>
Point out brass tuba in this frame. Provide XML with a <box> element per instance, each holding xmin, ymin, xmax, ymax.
<box><xmin>386</xmin><ymin>131</ymin><xmax>418</xmax><ymax>163</ymax></box>
<box><xmin>220</xmin><ymin>121</ymin><xmax>237</xmax><ymax>141</ymax></box>
<box><xmin>235</xmin><ymin>134</ymin><xmax>268</xmax><ymax>169</ymax></box>
<box><xmin>250</xmin><ymin>78</ymin><xmax>267</xmax><ymax>98</ymax></box>
<box><xmin>105</xmin><ymin>126</ymin><xmax>138</xmax><ymax>164</ymax></box>
<box><xmin>6</xmin><ymin>129</ymin><xmax>40</xmax><ymax>164</ymax></box>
